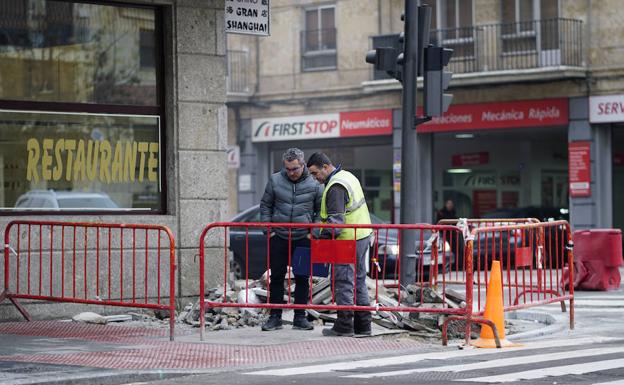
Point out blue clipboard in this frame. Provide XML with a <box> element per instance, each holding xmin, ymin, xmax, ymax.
<box><xmin>292</xmin><ymin>247</ymin><xmax>330</xmax><ymax>277</ymax></box>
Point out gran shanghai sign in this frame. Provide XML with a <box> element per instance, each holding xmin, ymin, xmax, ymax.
<box><xmin>225</xmin><ymin>0</ymin><xmax>270</xmax><ymax>36</ymax></box>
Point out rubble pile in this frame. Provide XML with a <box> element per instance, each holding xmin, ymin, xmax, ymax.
<box><xmin>179</xmin><ymin>271</ymin><xmax>474</xmax><ymax>338</ymax></box>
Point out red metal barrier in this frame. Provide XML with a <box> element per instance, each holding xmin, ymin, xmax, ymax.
<box><xmin>436</xmin><ymin>218</ymin><xmax>541</xmax><ymax>284</ymax></box>
<box><xmin>441</xmin><ymin>220</ymin><xmax>574</xmax><ymax>345</ymax></box>
<box><xmin>1</xmin><ymin>220</ymin><xmax>177</xmax><ymax>341</ymax></box>
<box><xmin>198</xmin><ymin>221</ymin><xmax>492</xmax><ymax>344</ymax></box>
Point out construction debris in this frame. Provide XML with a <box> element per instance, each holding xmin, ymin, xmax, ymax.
<box><xmin>178</xmin><ymin>270</ymin><xmax>473</xmax><ymax>339</ymax></box>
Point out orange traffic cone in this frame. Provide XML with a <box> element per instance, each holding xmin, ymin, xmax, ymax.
<box><xmin>472</xmin><ymin>261</ymin><xmax>521</xmax><ymax>348</ymax></box>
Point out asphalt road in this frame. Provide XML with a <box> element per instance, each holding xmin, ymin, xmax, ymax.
<box><xmin>131</xmin><ymin>288</ymin><xmax>624</xmax><ymax>385</ymax></box>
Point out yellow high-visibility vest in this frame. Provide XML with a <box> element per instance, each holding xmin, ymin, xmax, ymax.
<box><xmin>320</xmin><ymin>170</ymin><xmax>372</xmax><ymax>240</ymax></box>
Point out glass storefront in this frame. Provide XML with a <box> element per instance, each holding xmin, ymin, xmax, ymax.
<box><xmin>433</xmin><ymin>126</ymin><xmax>569</xmax><ymax>220</ymax></box>
<box><xmin>0</xmin><ymin>0</ymin><xmax>158</xmax><ymax>105</ymax></box>
<box><xmin>0</xmin><ymin>1</ymin><xmax>163</xmax><ymax>213</ymax></box>
<box><xmin>0</xmin><ymin>110</ymin><xmax>161</xmax><ymax>211</ymax></box>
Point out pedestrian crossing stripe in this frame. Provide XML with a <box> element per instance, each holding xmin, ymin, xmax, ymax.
<box><xmin>245</xmin><ymin>336</ymin><xmax>622</xmax><ymax>376</ymax></box>
<box><xmin>345</xmin><ymin>346</ymin><xmax>624</xmax><ymax>378</ymax></box>
<box><xmin>460</xmin><ymin>358</ymin><xmax>624</xmax><ymax>383</ymax></box>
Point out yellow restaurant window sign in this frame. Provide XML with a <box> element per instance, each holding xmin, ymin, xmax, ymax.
<box><xmin>0</xmin><ymin>110</ymin><xmax>162</xmax><ymax>211</ymax></box>
<box><xmin>26</xmin><ymin>138</ymin><xmax>159</xmax><ymax>184</ymax></box>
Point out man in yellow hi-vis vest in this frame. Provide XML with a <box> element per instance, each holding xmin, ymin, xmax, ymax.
<box><xmin>307</xmin><ymin>152</ymin><xmax>372</xmax><ymax>337</ymax></box>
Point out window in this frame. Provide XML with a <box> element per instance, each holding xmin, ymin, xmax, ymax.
<box><xmin>501</xmin><ymin>0</ymin><xmax>560</xmax><ymax>55</ymax></box>
<box><xmin>301</xmin><ymin>6</ymin><xmax>336</xmax><ymax>71</ymax></box>
<box><xmin>426</xmin><ymin>0</ymin><xmax>474</xmax><ymax>62</ymax></box>
<box><xmin>0</xmin><ymin>1</ymin><xmax>164</xmax><ymax>213</ymax></box>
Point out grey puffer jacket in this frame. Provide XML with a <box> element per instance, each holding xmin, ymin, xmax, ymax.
<box><xmin>260</xmin><ymin>167</ymin><xmax>323</xmax><ymax>240</ymax></box>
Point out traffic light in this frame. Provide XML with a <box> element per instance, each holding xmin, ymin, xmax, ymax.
<box><xmin>365</xmin><ymin>46</ymin><xmax>402</xmax><ymax>82</ymax></box>
<box><xmin>424</xmin><ymin>46</ymin><xmax>453</xmax><ymax>117</ymax></box>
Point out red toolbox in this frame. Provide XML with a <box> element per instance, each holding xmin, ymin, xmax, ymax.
<box><xmin>573</xmin><ymin>229</ymin><xmax>623</xmax><ymax>291</ymax></box>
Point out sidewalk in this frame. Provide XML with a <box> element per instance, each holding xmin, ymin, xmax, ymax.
<box><xmin>0</xmin><ymin>320</ymin><xmax>437</xmax><ymax>384</ymax></box>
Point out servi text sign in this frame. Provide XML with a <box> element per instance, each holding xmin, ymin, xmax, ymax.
<box><xmin>589</xmin><ymin>94</ymin><xmax>624</xmax><ymax>123</ymax></box>
<box><xmin>225</xmin><ymin>0</ymin><xmax>270</xmax><ymax>36</ymax></box>
<box><xmin>251</xmin><ymin>109</ymin><xmax>392</xmax><ymax>142</ymax></box>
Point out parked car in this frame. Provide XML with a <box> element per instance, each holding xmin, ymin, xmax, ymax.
<box><xmin>227</xmin><ymin>204</ymin><xmax>453</xmax><ymax>280</ymax></box>
<box><xmin>14</xmin><ymin>190</ymin><xmax>119</xmax><ymax>210</ymax></box>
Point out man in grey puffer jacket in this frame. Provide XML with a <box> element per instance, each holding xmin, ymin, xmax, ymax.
<box><xmin>260</xmin><ymin>148</ymin><xmax>323</xmax><ymax>331</ymax></box>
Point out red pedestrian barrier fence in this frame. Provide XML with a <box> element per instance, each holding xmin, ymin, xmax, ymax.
<box><xmin>1</xmin><ymin>220</ymin><xmax>177</xmax><ymax>340</ymax></box>
<box><xmin>436</xmin><ymin>218</ymin><xmax>541</xmax><ymax>284</ymax></box>
<box><xmin>198</xmin><ymin>219</ymin><xmax>574</xmax><ymax>346</ymax></box>
<box><xmin>441</xmin><ymin>220</ymin><xmax>574</xmax><ymax>345</ymax></box>
<box><xmin>197</xmin><ymin>221</ymin><xmax>506</xmax><ymax>343</ymax></box>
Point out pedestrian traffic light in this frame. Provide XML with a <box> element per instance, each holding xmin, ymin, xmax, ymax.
<box><xmin>423</xmin><ymin>46</ymin><xmax>453</xmax><ymax>117</ymax></box>
<box><xmin>365</xmin><ymin>46</ymin><xmax>402</xmax><ymax>82</ymax></box>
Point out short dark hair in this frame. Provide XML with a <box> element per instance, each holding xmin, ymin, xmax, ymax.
<box><xmin>307</xmin><ymin>152</ymin><xmax>333</xmax><ymax>169</ymax></box>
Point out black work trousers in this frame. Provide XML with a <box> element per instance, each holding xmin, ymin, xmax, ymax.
<box><xmin>268</xmin><ymin>236</ymin><xmax>310</xmax><ymax>317</ymax></box>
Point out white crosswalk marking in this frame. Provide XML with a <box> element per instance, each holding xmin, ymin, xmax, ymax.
<box><xmin>245</xmin><ymin>336</ymin><xmax>621</xmax><ymax>376</ymax></box>
<box><xmin>345</xmin><ymin>346</ymin><xmax>624</xmax><ymax>379</ymax></box>
<box><xmin>460</xmin><ymin>358</ymin><xmax>624</xmax><ymax>383</ymax></box>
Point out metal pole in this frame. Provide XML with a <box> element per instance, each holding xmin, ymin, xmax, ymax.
<box><xmin>399</xmin><ymin>0</ymin><xmax>420</xmax><ymax>285</ymax></box>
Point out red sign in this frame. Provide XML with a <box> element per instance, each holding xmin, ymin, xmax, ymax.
<box><xmin>452</xmin><ymin>152</ymin><xmax>489</xmax><ymax>167</ymax></box>
<box><xmin>473</xmin><ymin>190</ymin><xmax>497</xmax><ymax>218</ymax></box>
<box><xmin>614</xmin><ymin>153</ymin><xmax>624</xmax><ymax>166</ymax></box>
<box><xmin>417</xmin><ymin>98</ymin><xmax>568</xmax><ymax>133</ymax></box>
<box><xmin>339</xmin><ymin>109</ymin><xmax>392</xmax><ymax>137</ymax></box>
<box><xmin>568</xmin><ymin>141</ymin><xmax>591</xmax><ymax>197</ymax></box>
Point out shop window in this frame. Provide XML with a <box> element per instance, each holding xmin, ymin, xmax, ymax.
<box><xmin>301</xmin><ymin>6</ymin><xmax>336</xmax><ymax>71</ymax></box>
<box><xmin>0</xmin><ymin>0</ymin><xmax>159</xmax><ymax>106</ymax></box>
<box><xmin>0</xmin><ymin>1</ymin><xmax>164</xmax><ymax>213</ymax></box>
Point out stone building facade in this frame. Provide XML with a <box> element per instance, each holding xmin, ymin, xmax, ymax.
<box><xmin>226</xmin><ymin>0</ymin><xmax>624</xmax><ymax>236</ymax></box>
<box><xmin>0</xmin><ymin>0</ymin><xmax>228</xmax><ymax>320</ymax></box>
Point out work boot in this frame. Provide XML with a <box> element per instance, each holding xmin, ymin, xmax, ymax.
<box><xmin>293</xmin><ymin>315</ymin><xmax>314</xmax><ymax>330</ymax></box>
<box><xmin>354</xmin><ymin>311</ymin><xmax>372</xmax><ymax>336</ymax></box>
<box><xmin>322</xmin><ymin>311</ymin><xmax>354</xmax><ymax>337</ymax></box>
<box><xmin>261</xmin><ymin>314</ymin><xmax>283</xmax><ymax>331</ymax></box>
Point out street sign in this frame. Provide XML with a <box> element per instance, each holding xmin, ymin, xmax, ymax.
<box><xmin>225</xmin><ymin>0</ymin><xmax>270</xmax><ymax>36</ymax></box>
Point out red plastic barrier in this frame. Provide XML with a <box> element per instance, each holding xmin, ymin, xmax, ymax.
<box><xmin>573</xmin><ymin>229</ymin><xmax>622</xmax><ymax>291</ymax></box>
<box><xmin>1</xmin><ymin>220</ymin><xmax>177</xmax><ymax>340</ymax></box>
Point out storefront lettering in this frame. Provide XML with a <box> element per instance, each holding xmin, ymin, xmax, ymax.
<box><xmin>26</xmin><ymin>138</ymin><xmax>159</xmax><ymax>183</ymax></box>
<box><xmin>254</xmin><ymin>119</ymin><xmax>338</xmax><ymax>138</ymax></box>
<box><xmin>528</xmin><ymin>106</ymin><xmax>560</xmax><ymax>121</ymax></box>
<box><xmin>463</xmin><ymin>174</ymin><xmax>520</xmax><ymax>187</ymax></box>
<box><xmin>464</xmin><ymin>175</ymin><xmax>497</xmax><ymax>187</ymax></box>
<box><xmin>481</xmin><ymin>109</ymin><xmax>524</xmax><ymax>122</ymax></box>
<box><xmin>597</xmin><ymin>102</ymin><xmax>624</xmax><ymax>115</ymax></box>
<box><xmin>341</xmin><ymin>117</ymin><xmax>389</xmax><ymax>130</ymax></box>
